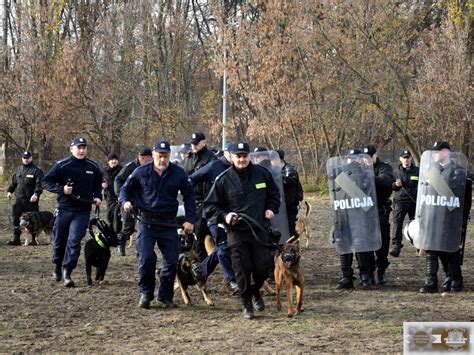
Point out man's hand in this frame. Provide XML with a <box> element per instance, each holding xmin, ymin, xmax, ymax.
<box><xmin>265</xmin><ymin>210</ymin><xmax>274</xmax><ymax>220</ymax></box>
<box><xmin>93</xmin><ymin>198</ymin><xmax>102</xmax><ymax>207</ymax></box>
<box><xmin>6</xmin><ymin>192</ymin><xmax>12</xmax><ymax>200</ymax></box>
<box><xmin>182</xmin><ymin>222</ymin><xmax>194</xmax><ymax>235</ymax></box>
<box><xmin>395</xmin><ymin>179</ymin><xmax>402</xmax><ymax>187</ymax></box>
<box><xmin>225</xmin><ymin>212</ymin><xmax>239</xmax><ymax>225</ymax></box>
<box><xmin>30</xmin><ymin>194</ymin><xmax>38</xmax><ymax>203</ymax></box>
<box><xmin>123</xmin><ymin>201</ymin><xmax>133</xmax><ymax>213</ymax></box>
<box><xmin>63</xmin><ymin>184</ymin><xmax>73</xmax><ymax>195</ymax></box>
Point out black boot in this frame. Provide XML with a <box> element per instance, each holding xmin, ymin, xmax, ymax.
<box><xmin>419</xmin><ymin>253</ymin><xmax>438</xmax><ymax>293</ymax></box>
<box><xmin>336</xmin><ymin>277</ymin><xmax>354</xmax><ymax>289</ymax></box>
<box><xmin>389</xmin><ymin>244</ymin><xmax>402</xmax><ymax>257</ymax></box>
<box><xmin>62</xmin><ymin>267</ymin><xmax>75</xmax><ymax>288</ymax></box>
<box><xmin>7</xmin><ymin>234</ymin><xmax>21</xmax><ymax>246</ymax></box>
<box><xmin>442</xmin><ymin>277</ymin><xmax>452</xmax><ymax>292</ymax></box>
<box><xmin>447</xmin><ymin>251</ymin><xmax>463</xmax><ymax>292</ymax></box>
<box><xmin>360</xmin><ymin>273</ymin><xmax>371</xmax><ymax>289</ymax></box>
<box><xmin>376</xmin><ymin>269</ymin><xmax>386</xmax><ymax>286</ymax></box>
<box><xmin>337</xmin><ymin>254</ymin><xmax>354</xmax><ymax>289</ymax></box>
<box><xmin>52</xmin><ymin>264</ymin><xmax>62</xmax><ymax>282</ymax></box>
<box><xmin>242</xmin><ymin>299</ymin><xmax>254</xmax><ymax>320</ymax></box>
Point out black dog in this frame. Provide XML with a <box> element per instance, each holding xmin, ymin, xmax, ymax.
<box><xmin>19</xmin><ymin>211</ymin><xmax>54</xmax><ymax>245</ymax></box>
<box><xmin>84</xmin><ymin>217</ymin><xmax>120</xmax><ymax>285</ymax></box>
<box><xmin>175</xmin><ymin>232</ymin><xmax>214</xmax><ymax>306</ymax></box>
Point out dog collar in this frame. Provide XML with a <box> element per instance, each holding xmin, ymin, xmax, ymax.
<box><xmin>95</xmin><ymin>233</ymin><xmax>107</xmax><ymax>249</ymax></box>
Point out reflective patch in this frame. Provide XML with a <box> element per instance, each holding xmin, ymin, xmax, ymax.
<box><xmin>255</xmin><ymin>182</ymin><xmax>266</xmax><ymax>189</ymax></box>
<box><xmin>26</xmin><ymin>175</ymin><xmax>34</xmax><ymax>178</ymax></box>
<box><xmin>410</xmin><ymin>176</ymin><xmax>419</xmax><ymax>181</ymax></box>
<box><xmin>86</xmin><ymin>171</ymin><xmax>94</xmax><ymax>174</ymax></box>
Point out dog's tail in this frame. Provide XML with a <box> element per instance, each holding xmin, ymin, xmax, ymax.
<box><xmin>204</xmin><ymin>235</ymin><xmax>215</xmax><ymax>256</ymax></box>
<box><xmin>303</xmin><ymin>200</ymin><xmax>311</xmax><ymax>217</ymax></box>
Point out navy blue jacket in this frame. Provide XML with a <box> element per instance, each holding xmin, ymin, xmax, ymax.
<box><xmin>42</xmin><ymin>156</ymin><xmax>102</xmax><ymax>211</ymax></box>
<box><xmin>119</xmin><ymin>161</ymin><xmax>196</xmax><ymax>225</ymax></box>
<box><xmin>189</xmin><ymin>156</ymin><xmax>232</xmax><ymax>197</ymax></box>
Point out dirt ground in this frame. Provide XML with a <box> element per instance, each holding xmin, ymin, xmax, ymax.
<box><xmin>0</xmin><ymin>193</ymin><xmax>473</xmax><ymax>353</ymax></box>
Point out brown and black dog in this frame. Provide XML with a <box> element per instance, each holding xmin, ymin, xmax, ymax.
<box><xmin>19</xmin><ymin>211</ymin><xmax>54</xmax><ymax>245</ymax></box>
<box><xmin>295</xmin><ymin>200</ymin><xmax>312</xmax><ymax>249</ymax></box>
<box><xmin>275</xmin><ymin>235</ymin><xmax>304</xmax><ymax>317</ymax></box>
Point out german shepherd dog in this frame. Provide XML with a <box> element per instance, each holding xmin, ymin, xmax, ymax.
<box><xmin>84</xmin><ymin>217</ymin><xmax>120</xmax><ymax>285</ymax></box>
<box><xmin>275</xmin><ymin>235</ymin><xmax>304</xmax><ymax>317</ymax></box>
<box><xmin>295</xmin><ymin>200</ymin><xmax>312</xmax><ymax>249</ymax></box>
<box><xmin>19</xmin><ymin>211</ymin><xmax>54</xmax><ymax>245</ymax></box>
<box><xmin>175</xmin><ymin>232</ymin><xmax>214</xmax><ymax>306</ymax></box>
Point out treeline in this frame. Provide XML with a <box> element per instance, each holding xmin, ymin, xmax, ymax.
<box><xmin>1</xmin><ymin>0</ymin><xmax>472</xmax><ymax>181</ymax></box>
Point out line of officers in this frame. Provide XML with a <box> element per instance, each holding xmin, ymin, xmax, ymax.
<box><xmin>5</xmin><ymin>133</ymin><xmax>303</xmax><ymax>318</ymax></box>
<box><xmin>5</xmin><ymin>136</ymin><xmax>471</xmax><ymax>307</ymax></box>
<box><xmin>329</xmin><ymin>141</ymin><xmax>472</xmax><ymax>294</ymax></box>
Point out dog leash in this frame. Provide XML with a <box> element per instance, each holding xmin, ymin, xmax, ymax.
<box><xmin>232</xmin><ymin>213</ymin><xmax>280</xmax><ymax>250</ymax></box>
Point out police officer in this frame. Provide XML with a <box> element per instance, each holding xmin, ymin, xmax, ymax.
<box><xmin>363</xmin><ymin>144</ymin><xmax>394</xmax><ymax>286</ymax></box>
<box><xmin>175</xmin><ymin>143</ymin><xmax>191</xmax><ymax>166</ymax></box>
<box><xmin>102</xmin><ymin>153</ymin><xmax>122</xmax><ymax>233</ymax></box>
<box><xmin>183</xmin><ymin>132</ymin><xmax>216</xmax><ymax>261</ymax></box>
<box><xmin>114</xmin><ymin>147</ymin><xmax>153</xmax><ymax>256</ymax></box>
<box><xmin>189</xmin><ymin>142</ymin><xmax>238</xmax><ymax>294</ymax></box>
<box><xmin>205</xmin><ymin>142</ymin><xmax>280</xmax><ymax>320</ymax></box>
<box><xmin>276</xmin><ymin>149</ymin><xmax>304</xmax><ymax>237</ymax></box>
<box><xmin>419</xmin><ymin>141</ymin><xmax>471</xmax><ymax>293</ymax></box>
<box><xmin>6</xmin><ymin>151</ymin><xmax>44</xmax><ymax>246</ymax></box>
<box><xmin>390</xmin><ymin>150</ymin><xmax>419</xmax><ymax>257</ymax></box>
<box><xmin>120</xmin><ymin>140</ymin><xmax>196</xmax><ymax>309</ymax></box>
<box><xmin>42</xmin><ymin>137</ymin><xmax>102</xmax><ymax>287</ymax></box>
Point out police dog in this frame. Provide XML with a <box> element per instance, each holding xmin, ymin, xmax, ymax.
<box><xmin>19</xmin><ymin>211</ymin><xmax>54</xmax><ymax>245</ymax></box>
<box><xmin>275</xmin><ymin>235</ymin><xmax>304</xmax><ymax>317</ymax></box>
<box><xmin>175</xmin><ymin>233</ymin><xmax>214</xmax><ymax>306</ymax></box>
<box><xmin>84</xmin><ymin>217</ymin><xmax>120</xmax><ymax>285</ymax></box>
<box><xmin>295</xmin><ymin>200</ymin><xmax>312</xmax><ymax>249</ymax></box>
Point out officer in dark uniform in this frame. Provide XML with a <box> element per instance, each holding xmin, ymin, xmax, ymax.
<box><xmin>6</xmin><ymin>151</ymin><xmax>44</xmax><ymax>246</ymax></box>
<box><xmin>390</xmin><ymin>150</ymin><xmax>419</xmax><ymax>257</ymax></box>
<box><xmin>42</xmin><ymin>137</ymin><xmax>102</xmax><ymax>287</ymax></box>
<box><xmin>120</xmin><ymin>140</ymin><xmax>196</xmax><ymax>309</ymax></box>
<box><xmin>420</xmin><ymin>141</ymin><xmax>471</xmax><ymax>293</ymax></box>
<box><xmin>205</xmin><ymin>142</ymin><xmax>280</xmax><ymax>320</ymax></box>
<box><xmin>102</xmin><ymin>153</ymin><xmax>122</xmax><ymax>234</ymax></box>
<box><xmin>276</xmin><ymin>149</ymin><xmax>304</xmax><ymax>237</ymax></box>
<box><xmin>114</xmin><ymin>147</ymin><xmax>153</xmax><ymax>256</ymax></box>
<box><xmin>189</xmin><ymin>143</ymin><xmax>238</xmax><ymax>294</ymax></box>
<box><xmin>183</xmin><ymin>132</ymin><xmax>216</xmax><ymax>261</ymax></box>
<box><xmin>363</xmin><ymin>144</ymin><xmax>394</xmax><ymax>286</ymax></box>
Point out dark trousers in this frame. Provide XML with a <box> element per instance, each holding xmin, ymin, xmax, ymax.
<box><xmin>391</xmin><ymin>202</ymin><xmax>415</xmax><ymax>247</ymax></box>
<box><xmin>12</xmin><ymin>199</ymin><xmax>39</xmax><ymax>237</ymax></box>
<box><xmin>287</xmin><ymin>204</ymin><xmax>299</xmax><ymax>237</ymax></box>
<box><xmin>52</xmin><ymin>209</ymin><xmax>90</xmax><ymax>269</ymax></box>
<box><xmin>201</xmin><ymin>224</ymin><xmax>236</xmax><ymax>283</ymax></box>
<box><xmin>229</xmin><ymin>232</ymin><xmax>271</xmax><ymax>301</ymax></box>
<box><xmin>136</xmin><ymin>222</ymin><xmax>179</xmax><ymax>302</ymax></box>
<box><xmin>106</xmin><ymin>199</ymin><xmax>122</xmax><ymax>234</ymax></box>
<box><xmin>118</xmin><ymin>208</ymin><xmax>135</xmax><ymax>247</ymax></box>
<box><xmin>193</xmin><ymin>204</ymin><xmax>211</xmax><ymax>262</ymax></box>
<box><xmin>374</xmin><ymin>212</ymin><xmax>391</xmax><ymax>272</ymax></box>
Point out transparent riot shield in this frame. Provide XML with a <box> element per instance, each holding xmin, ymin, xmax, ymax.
<box><xmin>170</xmin><ymin>144</ymin><xmax>190</xmax><ymax>167</ymax></box>
<box><xmin>250</xmin><ymin>150</ymin><xmax>290</xmax><ymax>243</ymax></box>
<box><xmin>326</xmin><ymin>153</ymin><xmax>381</xmax><ymax>254</ymax></box>
<box><xmin>413</xmin><ymin>150</ymin><xmax>468</xmax><ymax>252</ymax></box>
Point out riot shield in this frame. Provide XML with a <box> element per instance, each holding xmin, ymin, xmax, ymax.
<box><xmin>170</xmin><ymin>144</ymin><xmax>190</xmax><ymax>167</ymax></box>
<box><xmin>250</xmin><ymin>150</ymin><xmax>290</xmax><ymax>243</ymax></box>
<box><xmin>326</xmin><ymin>153</ymin><xmax>381</xmax><ymax>254</ymax></box>
<box><xmin>413</xmin><ymin>150</ymin><xmax>468</xmax><ymax>252</ymax></box>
